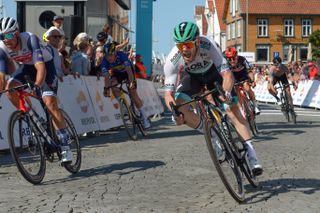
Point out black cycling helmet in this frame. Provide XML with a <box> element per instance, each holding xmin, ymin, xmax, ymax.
<box><xmin>96</xmin><ymin>32</ymin><xmax>108</xmax><ymax>41</ymax></box>
<box><xmin>273</xmin><ymin>56</ymin><xmax>282</xmax><ymax>65</ymax></box>
<box><xmin>104</xmin><ymin>42</ymin><xmax>117</xmax><ymax>55</ymax></box>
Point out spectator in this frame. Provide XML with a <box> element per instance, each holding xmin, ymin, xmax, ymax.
<box><xmin>51</xmin><ymin>15</ymin><xmax>65</xmax><ymax>36</ymax></box>
<box><xmin>96</xmin><ymin>32</ymin><xmax>108</xmax><ymax>47</ymax></box>
<box><xmin>89</xmin><ymin>45</ymin><xmax>104</xmax><ymax>76</ymax></box>
<box><xmin>134</xmin><ymin>54</ymin><xmax>147</xmax><ymax>79</ymax></box>
<box><xmin>44</xmin><ymin>28</ymin><xmax>65</xmax><ymax>80</ymax></box>
<box><xmin>102</xmin><ymin>24</ymin><xmax>113</xmax><ymax>44</ymax></box>
<box><xmin>71</xmin><ymin>39</ymin><xmax>91</xmax><ymax>76</ymax></box>
<box><xmin>308</xmin><ymin>61</ymin><xmax>318</xmax><ymax>80</ymax></box>
<box><xmin>58</xmin><ymin>38</ymin><xmax>72</xmax><ymax>75</ymax></box>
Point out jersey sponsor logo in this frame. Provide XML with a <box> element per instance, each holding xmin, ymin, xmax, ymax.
<box><xmin>200</xmin><ymin>40</ymin><xmax>211</xmax><ymax>50</ymax></box>
<box><xmin>232</xmin><ymin>65</ymin><xmax>245</xmax><ymax>73</ymax></box>
<box><xmin>170</xmin><ymin>52</ymin><xmax>181</xmax><ymax>65</ymax></box>
<box><xmin>185</xmin><ymin>60</ymin><xmax>213</xmax><ymax>74</ymax></box>
<box><xmin>164</xmin><ymin>83</ymin><xmax>175</xmax><ymax>90</ymax></box>
<box><xmin>12</xmin><ymin>52</ymin><xmax>33</xmax><ymax>63</ymax></box>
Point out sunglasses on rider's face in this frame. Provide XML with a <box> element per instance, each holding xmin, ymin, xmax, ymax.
<box><xmin>176</xmin><ymin>40</ymin><xmax>196</xmax><ymax>50</ymax></box>
<box><xmin>227</xmin><ymin>56</ymin><xmax>237</xmax><ymax>62</ymax></box>
<box><xmin>0</xmin><ymin>31</ymin><xmax>16</xmax><ymax>41</ymax></box>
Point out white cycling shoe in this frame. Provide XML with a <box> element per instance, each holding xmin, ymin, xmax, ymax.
<box><xmin>61</xmin><ymin>145</ymin><xmax>73</xmax><ymax>162</ymax></box>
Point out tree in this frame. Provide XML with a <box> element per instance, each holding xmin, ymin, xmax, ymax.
<box><xmin>308</xmin><ymin>30</ymin><xmax>320</xmax><ymax>60</ymax></box>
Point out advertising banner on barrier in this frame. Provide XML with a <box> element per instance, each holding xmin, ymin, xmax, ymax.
<box><xmin>83</xmin><ymin>76</ymin><xmax>123</xmax><ymax>130</ymax></box>
<box><xmin>57</xmin><ymin>76</ymin><xmax>99</xmax><ymax>134</ymax></box>
<box><xmin>136</xmin><ymin>79</ymin><xmax>164</xmax><ymax>116</ymax></box>
<box><xmin>292</xmin><ymin>80</ymin><xmax>313</xmax><ymax>106</ymax></box>
<box><xmin>302</xmin><ymin>80</ymin><xmax>320</xmax><ymax>108</ymax></box>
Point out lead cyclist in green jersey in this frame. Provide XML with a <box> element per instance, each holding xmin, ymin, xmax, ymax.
<box><xmin>164</xmin><ymin>22</ymin><xmax>262</xmax><ymax>175</ymax></box>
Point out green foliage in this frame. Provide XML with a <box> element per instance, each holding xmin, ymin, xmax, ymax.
<box><xmin>309</xmin><ymin>30</ymin><xmax>320</xmax><ymax>59</ymax></box>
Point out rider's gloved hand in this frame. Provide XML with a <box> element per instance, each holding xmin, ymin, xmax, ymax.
<box><xmin>32</xmin><ymin>84</ymin><xmax>42</xmax><ymax>98</ymax></box>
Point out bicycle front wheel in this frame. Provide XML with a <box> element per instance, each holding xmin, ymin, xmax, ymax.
<box><xmin>204</xmin><ymin>120</ymin><xmax>244</xmax><ymax>203</ymax></box>
<box><xmin>8</xmin><ymin>111</ymin><xmax>46</xmax><ymax>184</ymax></box>
<box><xmin>120</xmin><ymin>99</ymin><xmax>137</xmax><ymax>140</ymax></box>
<box><xmin>58</xmin><ymin>109</ymin><xmax>81</xmax><ymax>173</ymax></box>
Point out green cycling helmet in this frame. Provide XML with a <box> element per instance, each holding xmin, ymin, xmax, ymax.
<box><xmin>173</xmin><ymin>21</ymin><xmax>199</xmax><ymax>43</ymax></box>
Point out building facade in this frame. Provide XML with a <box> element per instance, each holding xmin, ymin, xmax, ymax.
<box><xmin>16</xmin><ymin>0</ymin><xmax>130</xmax><ymax>45</ymax></box>
<box><xmin>223</xmin><ymin>0</ymin><xmax>320</xmax><ymax>63</ymax></box>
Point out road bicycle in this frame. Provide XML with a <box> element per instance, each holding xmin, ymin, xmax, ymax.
<box><xmin>234</xmin><ymin>80</ymin><xmax>259</xmax><ymax>136</ymax></box>
<box><xmin>0</xmin><ymin>83</ymin><xmax>81</xmax><ymax>184</ymax></box>
<box><xmin>106</xmin><ymin>81</ymin><xmax>148</xmax><ymax>140</ymax></box>
<box><xmin>170</xmin><ymin>83</ymin><xmax>258</xmax><ymax>203</ymax></box>
<box><xmin>275</xmin><ymin>82</ymin><xmax>296</xmax><ymax>124</ymax></box>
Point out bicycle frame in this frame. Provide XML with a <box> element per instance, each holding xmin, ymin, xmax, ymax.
<box><xmin>14</xmin><ymin>88</ymin><xmax>59</xmax><ymax>152</ymax></box>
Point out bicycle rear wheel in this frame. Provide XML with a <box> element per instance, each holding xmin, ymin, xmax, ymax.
<box><xmin>58</xmin><ymin>109</ymin><xmax>81</xmax><ymax>173</ymax></box>
<box><xmin>204</xmin><ymin>120</ymin><xmax>244</xmax><ymax>203</ymax></box>
<box><xmin>8</xmin><ymin>111</ymin><xmax>46</xmax><ymax>184</ymax></box>
<box><xmin>120</xmin><ymin>99</ymin><xmax>137</xmax><ymax>140</ymax></box>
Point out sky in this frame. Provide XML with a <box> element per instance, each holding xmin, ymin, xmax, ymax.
<box><xmin>3</xmin><ymin>0</ymin><xmax>205</xmax><ymax>55</ymax></box>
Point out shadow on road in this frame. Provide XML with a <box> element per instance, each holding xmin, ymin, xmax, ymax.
<box><xmin>42</xmin><ymin>160</ymin><xmax>166</xmax><ymax>185</ymax></box>
<box><xmin>244</xmin><ymin>177</ymin><xmax>320</xmax><ymax>203</ymax></box>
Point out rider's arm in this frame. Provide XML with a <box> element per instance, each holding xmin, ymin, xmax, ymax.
<box><xmin>29</xmin><ymin>34</ymin><xmax>46</xmax><ymax>87</ymax></box>
<box><xmin>163</xmin><ymin>49</ymin><xmax>179</xmax><ymax>109</ymax></box>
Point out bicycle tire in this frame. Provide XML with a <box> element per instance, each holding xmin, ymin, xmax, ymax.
<box><xmin>242</xmin><ymin>98</ymin><xmax>258</xmax><ymax>136</ymax></box>
<box><xmin>285</xmin><ymin>91</ymin><xmax>297</xmax><ymax>124</ymax></box>
<box><xmin>241</xmin><ymin>154</ymin><xmax>259</xmax><ymax>187</ymax></box>
<box><xmin>58</xmin><ymin>109</ymin><xmax>82</xmax><ymax>173</ymax></box>
<box><xmin>120</xmin><ymin>99</ymin><xmax>137</xmax><ymax>140</ymax></box>
<box><xmin>222</xmin><ymin>115</ymin><xmax>259</xmax><ymax>187</ymax></box>
<box><xmin>8</xmin><ymin>111</ymin><xmax>46</xmax><ymax>184</ymax></box>
<box><xmin>204</xmin><ymin>120</ymin><xmax>245</xmax><ymax>203</ymax></box>
<box><xmin>137</xmin><ymin>118</ymin><xmax>148</xmax><ymax>137</ymax></box>
<box><xmin>280</xmin><ymin>92</ymin><xmax>290</xmax><ymax>122</ymax></box>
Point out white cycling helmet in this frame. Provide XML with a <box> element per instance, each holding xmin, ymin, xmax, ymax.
<box><xmin>0</xmin><ymin>17</ymin><xmax>19</xmax><ymax>34</ymax></box>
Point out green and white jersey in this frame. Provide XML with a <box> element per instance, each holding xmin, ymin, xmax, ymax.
<box><xmin>164</xmin><ymin>36</ymin><xmax>230</xmax><ymax>91</ymax></box>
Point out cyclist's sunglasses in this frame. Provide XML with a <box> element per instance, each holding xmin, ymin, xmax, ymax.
<box><xmin>176</xmin><ymin>40</ymin><xmax>196</xmax><ymax>50</ymax></box>
<box><xmin>0</xmin><ymin>31</ymin><xmax>16</xmax><ymax>41</ymax></box>
<box><xmin>227</xmin><ymin>56</ymin><xmax>237</xmax><ymax>62</ymax></box>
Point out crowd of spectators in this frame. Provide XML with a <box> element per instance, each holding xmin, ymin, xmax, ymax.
<box><xmin>43</xmin><ymin>16</ymin><xmax>149</xmax><ymax>82</ymax></box>
<box><xmin>254</xmin><ymin>60</ymin><xmax>319</xmax><ymax>84</ymax></box>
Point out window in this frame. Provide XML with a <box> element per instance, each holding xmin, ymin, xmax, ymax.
<box><xmin>300</xmin><ymin>46</ymin><xmax>308</xmax><ymax>61</ymax></box>
<box><xmin>257</xmin><ymin>19</ymin><xmax>268</xmax><ymax>37</ymax></box>
<box><xmin>232</xmin><ymin>22</ymin><xmax>236</xmax><ymax>39</ymax></box>
<box><xmin>284</xmin><ymin>19</ymin><xmax>294</xmax><ymax>37</ymax></box>
<box><xmin>227</xmin><ymin>24</ymin><xmax>231</xmax><ymax>40</ymax></box>
<box><xmin>283</xmin><ymin>45</ymin><xmax>296</xmax><ymax>62</ymax></box>
<box><xmin>232</xmin><ymin>0</ymin><xmax>236</xmax><ymax>16</ymax></box>
<box><xmin>235</xmin><ymin>0</ymin><xmax>238</xmax><ymax>11</ymax></box>
<box><xmin>302</xmin><ymin>19</ymin><xmax>312</xmax><ymax>37</ymax></box>
<box><xmin>237</xmin><ymin>20</ymin><xmax>241</xmax><ymax>37</ymax></box>
<box><xmin>256</xmin><ymin>44</ymin><xmax>269</xmax><ymax>62</ymax></box>
<box><xmin>236</xmin><ymin>45</ymin><xmax>241</xmax><ymax>53</ymax></box>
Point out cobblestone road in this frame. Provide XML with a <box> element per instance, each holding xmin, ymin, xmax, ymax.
<box><xmin>0</xmin><ymin>104</ymin><xmax>320</xmax><ymax>212</ymax></box>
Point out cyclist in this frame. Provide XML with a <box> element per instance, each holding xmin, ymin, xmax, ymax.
<box><xmin>268</xmin><ymin>56</ymin><xmax>297</xmax><ymax>106</ymax></box>
<box><xmin>164</xmin><ymin>21</ymin><xmax>262</xmax><ymax>175</ymax></box>
<box><xmin>225</xmin><ymin>47</ymin><xmax>260</xmax><ymax>115</ymax></box>
<box><xmin>0</xmin><ymin>17</ymin><xmax>73</xmax><ymax>162</ymax></box>
<box><xmin>101</xmin><ymin>42</ymin><xmax>151</xmax><ymax>129</ymax></box>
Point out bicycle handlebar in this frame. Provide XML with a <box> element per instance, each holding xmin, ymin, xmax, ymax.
<box><xmin>0</xmin><ymin>83</ymin><xmax>34</xmax><ymax>94</ymax></box>
<box><xmin>170</xmin><ymin>82</ymin><xmax>225</xmax><ymax>115</ymax></box>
